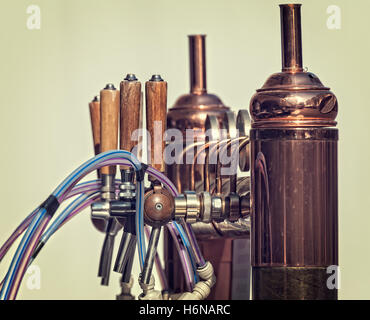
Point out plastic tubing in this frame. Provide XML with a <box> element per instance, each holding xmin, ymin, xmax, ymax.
<box><xmin>40</xmin><ymin>192</ymin><xmax>99</xmax><ymax>247</ymax></box>
<box><xmin>181</xmin><ymin>222</ymin><xmax>206</xmax><ymax>267</ymax></box>
<box><xmin>136</xmin><ymin>180</ymin><xmax>145</xmax><ymax>269</ymax></box>
<box><xmin>57</xmin><ymin>195</ymin><xmax>99</xmax><ymax>229</ymax></box>
<box><xmin>7</xmin><ymin>214</ymin><xmax>51</xmax><ymax>300</ymax></box>
<box><xmin>66</xmin><ymin>179</ymin><xmax>120</xmax><ymax>199</ymax></box>
<box><xmin>0</xmin><ymin>180</ymin><xmax>111</xmax><ymax>262</ymax></box>
<box><xmin>0</xmin><ymin>209</ymin><xmax>38</xmax><ymax>263</ymax></box>
<box><xmin>28</xmin><ymin>193</ymin><xmax>100</xmax><ymax>267</ymax></box>
<box><xmin>0</xmin><ymin>208</ymin><xmax>49</xmax><ymax>300</ymax></box>
<box><xmin>166</xmin><ymin>223</ymin><xmax>193</xmax><ymax>291</ymax></box>
<box><xmin>54</xmin><ymin>150</ymin><xmax>141</xmax><ymax>200</ymax></box>
<box><xmin>173</xmin><ymin>222</ymin><xmax>198</xmax><ymax>281</ymax></box>
<box><xmin>1</xmin><ymin>151</ymin><xmax>142</xmax><ymax>300</ymax></box>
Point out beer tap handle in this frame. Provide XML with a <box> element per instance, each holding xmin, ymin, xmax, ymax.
<box><xmin>145</xmin><ymin>75</ymin><xmax>167</xmax><ymax>174</ymax></box>
<box><xmin>89</xmin><ymin>96</ymin><xmax>101</xmax><ymax>158</ymax></box>
<box><xmin>120</xmin><ymin>74</ymin><xmax>141</xmax><ymax>171</ymax></box>
<box><xmin>100</xmin><ymin>83</ymin><xmax>120</xmax><ymax>176</ymax></box>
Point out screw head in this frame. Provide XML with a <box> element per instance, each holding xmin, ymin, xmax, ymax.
<box><xmin>104</xmin><ymin>83</ymin><xmax>116</xmax><ymax>90</ymax></box>
<box><xmin>124</xmin><ymin>74</ymin><xmax>138</xmax><ymax>81</ymax></box>
<box><xmin>150</xmin><ymin>74</ymin><xmax>164</xmax><ymax>82</ymax></box>
<box><xmin>155</xmin><ymin>203</ymin><xmax>163</xmax><ymax>211</ymax></box>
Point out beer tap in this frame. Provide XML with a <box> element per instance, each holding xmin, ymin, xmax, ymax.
<box><xmin>113</xmin><ymin>74</ymin><xmax>142</xmax><ymax>284</ymax></box>
<box><xmin>96</xmin><ymin>83</ymin><xmax>121</xmax><ymax>286</ymax></box>
<box><xmin>139</xmin><ymin>75</ymin><xmax>173</xmax><ymax>298</ymax></box>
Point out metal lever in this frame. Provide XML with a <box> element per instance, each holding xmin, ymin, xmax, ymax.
<box><xmin>98</xmin><ymin>219</ymin><xmax>118</xmax><ymax>285</ymax></box>
<box><xmin>141</xmin><ymin>226</ymin><xmax>161</xmax><ymax>285</ymax></box>
<box><xmin>114</xmin><ymin>215</ymin><xmax>136</xmax><ymax>276</ymax></box>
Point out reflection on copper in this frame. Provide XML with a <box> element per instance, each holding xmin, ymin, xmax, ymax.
<box><xmin>215</xmin><ymin>137</ymin><xmax>245</xmax><ymax>194</ymax></box>
<box><xmin>250</xmin><ymin>4</ymin><xmax>338</xmax><ymax>129</ymax></box>
<box><xmin>250</xmin><ymin>4</ymin><xmax>338</xmax><ymax>300</ymax></box>
<box><xmin>166</xmin><ymin>35</ymin><xmax>231</xmax><ymax>299</ymax></box>
<box><xmin>167</xmin><ymin>35</ymin><xmax>229</xmax><ymax>150</ymax></box>
<box><xmin>205</xmin><ymin>139</ymin><xmax>228</xmax><ymax>195</ymax></box>
<box><xmin>251</xmin><ymin>129</ymin><xmax>338</xmax><ymax>267</ymax></box>
<box><xmin>189</xmin><ymin>141</ymin><xmax>214</xmax><ymax>191</ymax></box>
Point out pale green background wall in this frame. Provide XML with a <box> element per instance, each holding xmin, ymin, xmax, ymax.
<box><xmin>0</xmin><ymin>0</ymin><xmax>368</xmax><ymax>299</ymax></box>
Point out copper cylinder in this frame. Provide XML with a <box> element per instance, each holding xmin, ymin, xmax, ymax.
<box><xmin>250</xmin><ymin>4</ymin><xmax>338</xmax><ymax>300</ymax></box>
<box><xmin>280</xmin><ymin>4</ymin><xmax>303</xmax><ymax>72</ymax></box>
<box><xmin>189</xmin><ymin>35</ymin><xmax>207</xmax><ymax>95</ymax></box>
<box><xmin>165</xmin><ymin>35</ymin><xmax>233</xmax><ymax>299</ymax></box>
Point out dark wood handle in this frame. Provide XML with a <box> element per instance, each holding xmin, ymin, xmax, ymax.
<box><xmin>89</xmin><ymin>96</ymin><xmax>101</xmax><ymax>156</ymax></box>
<box><xmin>100</xmin><ymin>84</ymin><xmax>119</xmax><ymax>176</ymax></box>
<box><xmin>120</xmin><ymin>75</ymin><xmax>141</xmax><ymax>169</ymax></box>
<box><xmin>145</xmin><ymin>75</ymin><xmax>167</xmax><ymax>173</ymax></box>
<box><xmin>89</xmin><ymin>96</ymin><xmax>101</xmax><ymax>177</ymax></box>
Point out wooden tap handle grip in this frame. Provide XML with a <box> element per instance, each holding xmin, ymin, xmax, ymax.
<box><xmin>145</xmin><ymin>75</ymin><xmax>167</xmax><ymax>173</ymax></box>
<box><xmin>120</xmin><ymin>75</ymin><xmax>141</xmax><ymax>167</ymax></box>
<box><xmin>89</xmin><ymin>96</ymin><xmax>101</xmax><ymax>178</ymax></box>
<box><xmin>89</xmin><ymin>97</ymin><xmax>101</xmax><ymax>156</ymax></box>
<box><xmin>100</xmin><ymin>84</ymin><xmax>119</xmax><ymax>176</ymax></box>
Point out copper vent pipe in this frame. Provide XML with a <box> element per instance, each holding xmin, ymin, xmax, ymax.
<box><xmin>189</xmin><ymin>35</ymin><xmax>207</xmax><ymax>94</ymax></box>
<box><xmin>280</xmin><ymin>4</ymin><xmax>303</xmax><ymax>72</ymax></box>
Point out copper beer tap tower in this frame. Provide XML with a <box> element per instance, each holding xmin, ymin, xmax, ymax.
<box><xmin>0</xmin><ymin>3</ymin><xmax>339</xmax><ymax>301</ymax></box>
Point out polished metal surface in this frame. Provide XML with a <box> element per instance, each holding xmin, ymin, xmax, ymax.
<box><xmin>114</xmin><ymin>228</ymin><xmax>136</xmax><ymax>274</ymax></box>
<box><xmin>280</xmin><ymin>4</ymin><xmax>303</xmax><ymax>72</ymax></box>
<box><xmin>144</xmin><ymin>185</ymin><xmax>174</xmax><ymax>226</ymax></box>
<box><xmin>249</xmin><ymin>71</ymin><xmax>338</xmax><ymax>128</ymax></box>
<box><xmin>251</xmin><ymin>128</ymin><xmax>338</xmax><ymax>267</ymax></box>
<box><xmin>250</xmin><ymin>5</ymin><xmax>338</xmax><ymax>129</ymax></box>
<box><xmin>101</xmin><ymin>174</ymin><xmax>116</xmax><ymax>201</ymax></box>
<box><xmin>249</xmin><ymin>4</ymin><xmax>338</xmax><ymax>300</ymax></box>
<box><xmin>124</xmin><ymin>73</ymin><xmax>138</xmax><ymax>81</ymax></box>
<box><xmin>166</xmin><ymin>35</ymin><xmax>229</xmax><ymax>193</ymax></box>
<box><xmin>237</xmin><ymin>110</ymin><xmax>251</xmax><ymax>172</ymax></box>
<box><xmin>189</xmin><ymin>35</ymin><xmax>207</xmax><ymax>95</ymax></box>
<box><xmin>183</xmin><ymin>191</ymin><xmax>200</xmax><ymax>224</ymax></box>
<box><xmin>142</xmin><ymin>227</ymin><xmax>162</xmax><ymax>284</ymax></box>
